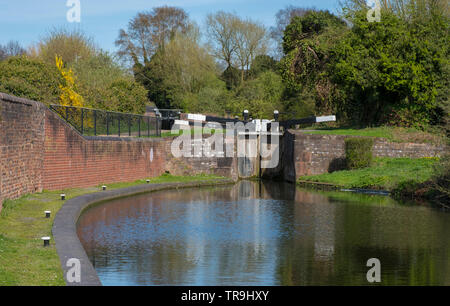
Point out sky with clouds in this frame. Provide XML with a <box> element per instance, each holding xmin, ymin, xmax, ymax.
<box><xmin>0</xmin><ymin>0</ymin><xmax>340</xmax><ymax>53</ymax></box>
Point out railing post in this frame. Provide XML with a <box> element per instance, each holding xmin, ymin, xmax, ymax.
<box><xmin>147</xmin><ymin>116</ymin><xmax>150</xmax><ymax>137</ymax></box>
<box><xmin>94</xmin><ymin>110</ymin><xmax>97</xmax><ymax>136</ymax></box>
<box><xmin>65</xmin><ymin>107</ymin><xmax>68</xmax><ymax>122</ymax></box>
<box><xmin>158</xmin><ymin>117</ymin><xmax>161</xmax><ymax>137</ymax></box>
<box><xmin>81</xmin><ymin>108</ymin><xmax>84</xmax><ymax>135</ymax></box>
<box><xmin>138</xmin><ymin>117</ymin><xmax>141</xmax><ymax>138</ymax></box>
<box><xmin>118</xmin><ymin>114</ymin><xmax>121</xmax><ymax>137</ymax></box>
<box><xmin>128</xmin><ymin>115</ymin><xmax>131</xmax><ymax>137</ymax></box>
<box><xmin>106</xmin><ymin>112</ymin><xmax>109</xmax><ymax>136</ymax></box>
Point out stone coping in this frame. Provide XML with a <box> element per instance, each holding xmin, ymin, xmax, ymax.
<box><xmin>52</xmin><ymin>178</ymin><xmax>235</xmax><ymax>286</ymax></box>
<box><xmin>0</xmin><ymin>92</ymin><xmax>44</xmax><ymax>107</ymax></box>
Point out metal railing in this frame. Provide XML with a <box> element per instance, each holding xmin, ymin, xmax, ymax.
<box><xmin>50</xmin><ymin>105</ymin><xmax>161</xmax><ymax>137</ymax></box>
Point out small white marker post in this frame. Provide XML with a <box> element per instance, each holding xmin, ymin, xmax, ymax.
<box><xmin>274</xmin><ymin>110</ymin><xmax>279</xmax><ymax>121</ymax></box>
<box><xmin>45</xmin><ymin>211</ymin><xmax>51</xmax><ymax>218</ymax></box>
<box><xmin>243</xmin><ymin>110</ymin><xmax>249</xmax><ymax>122</ymax></box>
<box><xmin>60</xmin><ymin>194</ymin><xmax>66</xmax><ymax>200</ymax></box>
<box><xmin>42</xmin><ymin>237</ymin><xmax>50</xmax><ymax>247</ymax></box>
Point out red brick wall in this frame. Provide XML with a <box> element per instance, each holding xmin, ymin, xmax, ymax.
<box><xmin>42</xmin><ymin>109</ymin><xmax>237</xmax><ymax>190</ymax></box>
<box><xmin>0</xmin><ymin>94</ymin><xmax>46</xmax><ymax>210</ymax></box>
<box><xmin>42</xmin><ymin>109</ymin><xmax>169</xmax><ymax>190</ymax></box>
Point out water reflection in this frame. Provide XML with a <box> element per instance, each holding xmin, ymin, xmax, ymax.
<box><xmin>77</xmin><ymin>180</ymin><xmax>450</xmax><ymax>286</ymax></box>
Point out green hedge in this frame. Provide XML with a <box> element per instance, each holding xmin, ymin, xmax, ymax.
<box><xmin>345</xmin><ymin>137</ymin><xmax>374</xmax><ymax>169</ymax></box>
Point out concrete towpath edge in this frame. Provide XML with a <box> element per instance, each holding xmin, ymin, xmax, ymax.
<box><xmin>52</xmin><ymin>178</ymin><xmax>235</xmax><ymax>286</ymax></box>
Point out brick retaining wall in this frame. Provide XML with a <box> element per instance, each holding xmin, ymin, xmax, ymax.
<box><xmin>0</xmin><ymin>94</ymin><xmax>46</xmax><ymax>210</ymax></box>
<box><xmin>282</xmin><ymin>130</ymin><xmax>448</xmax><ymax>182</ymax></box>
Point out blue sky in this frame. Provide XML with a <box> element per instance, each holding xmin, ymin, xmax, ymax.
<box><xmin>0</xmin><ymin>0</ymin><xmax>340</xmax><ymax>53</ymax></box>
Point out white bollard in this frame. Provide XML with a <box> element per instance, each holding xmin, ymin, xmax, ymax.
<box><xmin>42</xmin><ymin>237</ymin><xmax>50</xmax><ymax>247</ymax></box>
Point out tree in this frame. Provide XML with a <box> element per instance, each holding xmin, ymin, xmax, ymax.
<box><xmin>279</xmin><ymin>10</ymin><xmax>347</xmax><ymax>116</ymax></box>
<box><xmin>30</xmin><ymin>29</ymin><xmax>96</xmax><ymax>65</ymax></box>
<box><xmin>331</xmin><ymin>8</ymin><xmax>449</xmax><ymax>127</ymax></box>
<box><xmin>233</xmin><ymin>71</ymin><xmax>285</xmax><ymax>118</ymax></box>
<box><xmin>271</xmin><ymin>6</ymin><xmax>313</xmax><ymax>58</ymax></box>
<box><xmin>206</xmin><ymin>11</ymin><xmax>240</xmax><ymax>71</ymax></box>
<box><xmin>206</xmin><ymin>12</ymin><xmax>268</xmax><ymax>85</ymax></box>
<box><xmin>115</xmin><ymin>6</ymin><xmax>189</xmax><ymax>66</ymax></box>
<box><xmin>107</xmin><ymin>79</ymin><xmax>148</xmax><ymax>114</ymax></box>
<box><xmin>233</xmin><ymin>19</ymin><xmax>268</xmax><ymax>83</ymax></box>
<box><xmin>0</xmin><ymin>41</ymin><xmax>26</xmax><ymax>61</ymax></box>
<box><xmin>138</xmin><ymin>23</ymin><xmax>222</xmax><ymax>110</ymax></box>
<box><xmin>206</xmin><ymin>11</ymin><xmax>240</xmax><ymax>89</ymax></box>
<box><xmin>71</xmin><ymin>51</ymin><xmax>148</xmax><ymax>112</ymax></box>
<box><xmin>248</xmin><ymin>55</ymin><xmax>278</xmax><ymax>80</ymax></box>
<box><xmin>340</xmin><ymin>0</ymin><xmax>449</xmax><ymax>22</ymax></box>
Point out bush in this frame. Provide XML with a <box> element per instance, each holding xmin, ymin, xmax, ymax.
<box><xmin>0</xmin><ymin>56</ymin><xmax>62</xmax><ymax>105</ymax></box>
<box><xmin>31</xmin><ymin>29</ymin><xmax>96</xmax><ymax>65</ymax></box>
<box><xmin>430</xmin><ymin>154</ymin><xmax>450</xmax><ymax>204</ymax></box>
<box><xmin>106</xmin><ymin>79</ymin><xmax>148</xmax><ymax>114</ymax></box>
<box><xmin>345</xmin><ymin>137</ymin><xmax>374</xmax><ymax>169</ymax></box>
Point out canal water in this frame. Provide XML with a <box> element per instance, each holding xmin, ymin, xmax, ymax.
<box><xmin>77</xmin><ymin>180</ymin><xmax>450</xmax><ymax>286</ymax></box>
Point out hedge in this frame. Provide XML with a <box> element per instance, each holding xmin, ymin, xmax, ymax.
<box><xmin>345</xmin><ymin>137</ymin><xmax>374</xmax><ymax>169</ymax></box>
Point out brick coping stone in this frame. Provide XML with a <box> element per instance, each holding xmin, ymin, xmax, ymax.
<box><xmin>53</xmin><ymin>178</ymin><xmax>235</xmax><ymax>286</ymax></box>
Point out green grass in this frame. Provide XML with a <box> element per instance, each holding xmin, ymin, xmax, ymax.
<box><xmin>299</xmin><ymin>157</ymin><xmax>439</xmax><ymax>191</ymax></box>
<box><xmin>301</xmin><ymin>126</ymin><xmax>445</xmax><ymax>145</ymax></box>
<box><xmin>100</xmin><ymin>173</ymin><xmax>227</xmax><ymax>189</ymax></box>
<box><xmin>0</xmin><ymin>173</ymin><xmax>226</xmax><ymax>286</ymax></box>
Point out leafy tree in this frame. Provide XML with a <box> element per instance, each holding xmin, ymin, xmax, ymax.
<box><xmin>30</xmin><ymin>29</ymin><xmax>96</xmax><ymax>65</ymax></box>
<box><xmin>1</xmin><ymin>29</ymin><xmax>149</xmax><ymax>115</ymax></box>
<box><xmin>138</xmin><ymin>24</ymin><xmax>221</xmax><ymax>110</ymax></box>
<box><xmin>231</xmin><ymin>71</ymin><xmax>285</xmax><ymax>118</ymax></box>
<box><xmin>107</xmin><ymin>79</ymin><xmax>148</xmax><ymax>114</ymax></box>
<box><xmin>70</xmin><ymin>51</ymin><xmax>148</xmax><ymax>113</ymax></box>
<box><xmin>331</xmin><ymin>9</ymin><xmax>449</xmax><ymax>127</ymax></box>
<box><xmin>220</xmin><ymin>65</ymin><xmax>242</xmax><ymax>90</ymax></box>
<box><xmin>271</xmin><ymin>6</ymin><xmax>314</xmax><ymax>58</ymax></box>
<box><xmin>248</xmin><ymin>55</ymin><xmax>278</xmax><ymax>78</ymax></box>
<box><xmin>0</xmin><ymin>56</ymin><xmax>62</xmax><ymax>105</ymax></box>
<box><xmin>279</xmin><ymin>10</ymin><xmax>347</xmax><ymax>116</ymax></box>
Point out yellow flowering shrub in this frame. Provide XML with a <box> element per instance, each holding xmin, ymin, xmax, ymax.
<box><xmin>55</xmin><ymin>55</ymin><xmax>84</xmax><ymax>107</ymax></box>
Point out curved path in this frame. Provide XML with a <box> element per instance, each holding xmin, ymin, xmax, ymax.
<box><xmin>52</xmin><ymin>179</ymin><xmax>234</xmax><ymax>286</ymax></box>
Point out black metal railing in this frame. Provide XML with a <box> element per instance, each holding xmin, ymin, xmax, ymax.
<box><xmin>50</xmin><ymin>105</ymin><xmax>161</xmax><ymax>137</ymax></box>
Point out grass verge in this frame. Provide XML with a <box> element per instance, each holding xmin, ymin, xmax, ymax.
<box><xmin>298</xmin><ymin>157</ymin><xmax>439</xmax><ymax>191</ymax></box>
<box><xmin>0</xmin><ymin>173</ymin><xmax>226</xmax><ymax>286</ymax></box>
<box><xmin>301</xmin><ymin>126</ymin><xmax>445</xmax><ymax>145</ymax></box>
